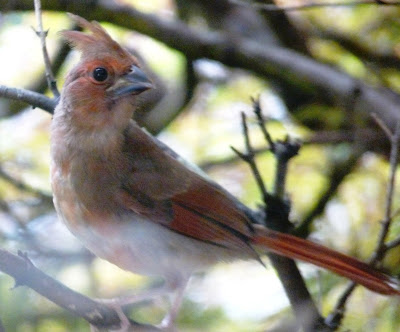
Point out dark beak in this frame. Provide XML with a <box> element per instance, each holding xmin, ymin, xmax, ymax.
<box><xmin>111</xmin><ymin>65</ymin><xmax>153</xmax><ymax>97</ymax></box>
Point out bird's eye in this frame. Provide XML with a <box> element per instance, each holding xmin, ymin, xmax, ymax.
<box><xmin>93</xmin><ymin>67</ymin><xmax>108</xmax><ymax>82</ymax></box>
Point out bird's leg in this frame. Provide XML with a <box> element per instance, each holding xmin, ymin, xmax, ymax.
<box><xmin>95</xmin><ymin>277</ymin><xmax>190</xmax><ymax>331</ymax></box>
<box><xmin>98</xmin><ymin>284</ymin><xmax>171</xmax><ymax>306</ymax></box>
<box><xmin>90</xmin><ymin>301</ymin><xmax>131</xmax><ymax>332</ymax></box>
<box><xmin>91</xmin><ymin>283</ymin><xmax>170</xmax><ymax>331</ymax></box>
<box><xmin>158</xmin><ymin>278</ymin><xmax>189</xmax><ymax>330</ymax></box>
<box><xmin>91</xmin><ymin>298</ymin><xmax>132</xmax><ymax>332</ymax></box>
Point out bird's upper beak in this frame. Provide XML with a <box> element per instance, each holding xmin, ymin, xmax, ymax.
<box><xmin>110</xmin><ymin>65</ymin><xmax>153</xmax><ymax>97</ymax></box>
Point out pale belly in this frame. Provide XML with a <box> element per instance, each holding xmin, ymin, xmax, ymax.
<box><xmin>53</xmin><ymin>193</ymin><xmax>239</xmax><ymax>281</ymax></box>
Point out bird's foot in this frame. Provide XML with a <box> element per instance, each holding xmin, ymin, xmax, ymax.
<box><xmin>91</xmin><ymin>298</ymin><xmax>132</xmax><ymax>332</ymax></box>
<box><xmin>156</xmin><ymin>315</ymin><xmax>177</xmax><ymax>332</ymax></box>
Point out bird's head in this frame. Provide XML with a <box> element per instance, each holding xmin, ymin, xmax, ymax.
<box><xmin>57</xmin><ymin>14</ymin><xmax>152</xmax><ymax>129</ymax></box>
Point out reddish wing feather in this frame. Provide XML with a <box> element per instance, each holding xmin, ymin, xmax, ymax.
<box><xmin>172</xmin><ymin>179</ymin><xmax>254</xmax><ymax>236</ymax></box>
<box><xmin>121</xmin><ymin>123</ymin><xmax>256</xmax><ymax>252</ymax></box>
<box><xmin>168</xmin><ymin>179</ymin><xmax>261</xmax><ymax>257</ymax></box>
<box><xmin>116</xmin><ymin>86</ymin><xmax>400</xmax><ymax>296</ymax></box>
<box><xmin>170</xmin><ymin>203</ymin><xmax>249</xmax><ymax>250</ymax></box>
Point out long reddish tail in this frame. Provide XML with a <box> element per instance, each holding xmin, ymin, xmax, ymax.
<box><xmin>251</xmin><ymin>225</ymin><xmax>400</xmax><ymax>296</ymax></box>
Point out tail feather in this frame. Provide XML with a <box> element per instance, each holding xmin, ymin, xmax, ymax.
<box><xmin>252</xmin><ymin>226</ymin><xmax>400</xmax><ymax>296</ymax></box>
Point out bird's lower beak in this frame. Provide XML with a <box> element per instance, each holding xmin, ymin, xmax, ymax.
<box><xmin>111</xmin><ymin>65</ymin><xmax>153</xmax><ymax>97</ymax></box>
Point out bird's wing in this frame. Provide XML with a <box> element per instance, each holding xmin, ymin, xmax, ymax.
<box><xmin>119</xmin><ymin>121</ymin><xmax>256</xmax><ymax>253</ymax></box>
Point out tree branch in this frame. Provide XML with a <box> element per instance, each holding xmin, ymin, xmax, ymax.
<box><xmin>369</xmin><ymin>118</ymin><xmax>400</xmax><ymax>262</ymax></box>
<box><xmin>295</xmin><ymin>152</ymin><xmax>360</xmax><ymax>237</ymax></box>
<box><xmin>0</xmin><ymin>249</ymin><xmax>161</xmax><ymax>331</ymax></box>
<box><xmin>4</xmin><ymin>0</ymin><xmax>400</xmax><ymax>129</ymax></box>
<box><xmin>0</xmin><ymin>249</ymin><xmax>120</xmax><ymax>327</ymax></box>
<box><xmin>232</xmin><ymin>101</ymin><xmax>330</xmax><ymax>332</ymax></box>
<box><xmin>308</xmin><ymin>25</ymin><xmax>400</xmax><ymax>70</ymax></box>
<box><xmin>0</xmin><ymin>85</ymin><xmax>56</xmax><ymax>113</ymax></box>
<box><xmin>231</xmin><ymin>0</ymin><xmax>400</xmax><ymax>12</ymax></box>
<box><xmin>200</xmin><ymin>129</ymin><xmax>385</xmax><ymax>171</ymax></box>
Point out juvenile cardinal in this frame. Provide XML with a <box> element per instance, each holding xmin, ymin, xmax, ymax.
<box><xmin>51</xmin><ymin>14</ymin><xmax>399</xmax><ymax>329</ymax></box>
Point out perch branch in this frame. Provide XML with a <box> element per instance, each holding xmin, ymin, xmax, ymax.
<box><xmin>0</xmin><ymin>85</ymin><xmax>56</xmax><ymax>113</ymax></box>
<box><xmin>0</xmin><ymin>249</ymin><xmax>161</xmax><ymax>331</ymax></box>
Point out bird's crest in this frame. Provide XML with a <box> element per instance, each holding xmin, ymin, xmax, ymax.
<box><xmin>61</xmin><ymin>13</ymin><xmax>132</xmax><ymax>63</ymax></box>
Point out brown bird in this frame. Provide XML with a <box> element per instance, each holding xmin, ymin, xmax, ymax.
<box><xmin>50</xmin><ymin>14</ymin><xmax>399</xmax><ymax>330</ymax></box>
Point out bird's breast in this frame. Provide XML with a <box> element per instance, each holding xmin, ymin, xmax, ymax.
<box><xmin>50</xmin><ymin>149</ymin><xmax>239</xmax><ymax>279</ymax></box>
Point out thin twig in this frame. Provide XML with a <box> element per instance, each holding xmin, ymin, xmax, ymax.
<box><xmin>252</xmin><ymin>97</ymin><xmax>275</xmax><ymax>151</ymax></box>
<box><xmin>252</xmin><ymin>98</ymin><xmax>300</xmax><ymax>200</ymax></box>
<box><xmin>0</xmin><ymin>85</ymin><xmax>57</xmax><ymax>113</ymax></box>
<box><xmin>0</xmin><ymin>199</ymin><xmax>38</xmax><ymax>245</ymax></box>
<box><xmin>230</xmin><ymin>0</ymin><xmax>400</xmax><ymax>12</ymax></box>
<box><xmin>297</xmin><ymin>86</ymin><xmax>363</xmax><ymax>237</ymax></box>
<box><xmin>232</xmin><ymin>101</ymin><xmax>330</xmax><ymax>331</ymax></box>
<box><xmin>327</xmin><ymin>118</ymin><xmax>400</xmax><ymax>329</ymax></box>
<box><xmin>231</xmin><ymin>112</ymin><xmax>270</xmax><ymax>201</ymax></box>
<box><xmin>0</xmin><ymin>195</ymin><xmax>92</xmax><ymax>264</ymax></box>
<box><xmin>200</xmin><ymin>129</ymin><xmax>385</xmax><ymax>171</ymax></box>
<box><xmin>295</xmin><ymin>152</ymin><xmax>360</xmax><ymax>238</ymax></box>
<box><xmin>386</xmin><ymin>236</ymin><xmax>400</xmax><ymax>251</ymax></box>
<box><xmin>0</xmin><ymin>166</ymin><xmax>53</xmax><ymax>202</ymax></box>
<box><xmin>370</xmin><ymin>120</ymin><xmax>400</xmax><ymax>263</ymax></box>
<box><xmin>33</xmin><ymin>0</ymin><xmax>59</xmax><ymax>97</ymax></box>
<box><xmin>325</xmin><ymin>282</ymin><xmax>357</xmax><ymax>328</ymax></box>
<box><xmin>371</xmin><ymin>113</ymin><xmax>393</xmax><ymax>140</ymax></box>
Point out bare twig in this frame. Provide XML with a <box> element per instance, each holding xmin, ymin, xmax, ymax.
<box><xmin>200</xmin><ymin>129</ymin><xmax>385</xmax><ymax>171</ymax></box>
<box><xmin>252</xmin><ymin>98</ymin><xmax>275</xmax><ymax>150</ymax></box>
<box><xmin>370</xmin><ymin>120</ymin><xmax>400</xmax><ymax>262</ymax></box>
<box><xmin>33</xmin><ymin>0</ymin><xmax>59</xmax><ymax>97</ymax></box>
<box><xmin>327</xmin><ymin>118</ymin><xmax>400</xmax><ymax>329</ymax></box>
<box><xmin>5</xmin><ymin>43</ymin><xmax>69</xmax><ymax>116</ymax></box>
<box><xmin>255</xmin><ymin>119</ymin><xmax>300</xmax><ymax>200</ymax></box>
<box><xmin>371</xmin><ymin>113</ymin><xmax>393</xmax><ymax>140</ymax></box>
<box><xmin>0</xmin><ymin>85</ymin><xmax>56</xmax><ymax>113</ymax></box>
<box><xmin>386</xmin><ymin>235</ymin><xmax>400</xmax><ymax>251</ymax></box>
<box><xmin>0</xmin><ymin>166</ymin><xmax>52</xmax><ymax>202</ymax></box>
<box><xmin>307</xmin><ymin>24</ymin><xmax>400</xmax><ymax>70</ymax></box>
<box><xmin>0</xmin><ymin>199</ymin><xmax>79</xmax><ymax>263</ymax></box>
<box><xmin>295</xmin><ymin>152</ymin><xmax>360</xmax><ymax>238</ymax></box>
<box><xmin>230</xmin><ymin>0</ymin><xmax>400</xmax><ymax>11</ymax></box>
<box><xmin>232</xmin><ymin>101</ymin><xmax>330</xmax><ymax>332</ymax></box>
<box><xmin>231</xmin><ymin>112</ymin><xmax>270</xmax><ymax>202</ymax></box>
<box><xmin>0</xmin><ymin>199</ymin><xmax>42</xmax><ymax>252</ymax></box>
<box><xmin>0</xmin><ymin>249</ymin><xmax>160</xmax><ymax>331</ymax></box>
<box><xmin>297</xmin><ymin>86</ymin><xmax>364</xmax><ymax>237</ymax></box>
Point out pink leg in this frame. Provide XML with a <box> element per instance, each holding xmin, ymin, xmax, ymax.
<box><xmin>158</xmin><ymin>278</ymin><xmax>189</xmax><ymax>330</ymax></box>
<box><xmin>94</xmin><ymin>277</ymin><xmax>190</xmax><ymax>331</ymax></box>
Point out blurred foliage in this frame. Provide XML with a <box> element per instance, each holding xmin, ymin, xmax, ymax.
<box><xmin>1</xmin><ymin>0</ymin><xmax>400</xmax><ymax>331</ymax></box>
